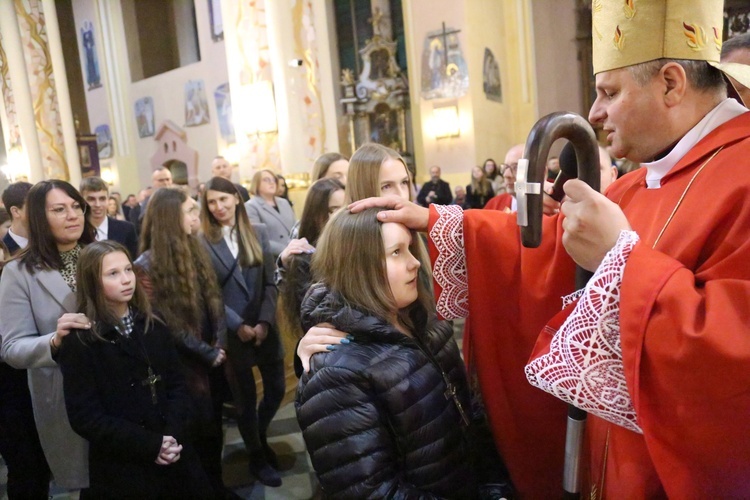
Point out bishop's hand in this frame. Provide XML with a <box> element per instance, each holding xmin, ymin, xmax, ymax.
<box><xmin>348</xmin><ymin>196</ymin><xmax>429</xmax><ymax>232</ymax></box>
<box><xmin>561</xmin><ymin>179</ymin><xmax>631</xmax><ymax>272</ymax></box>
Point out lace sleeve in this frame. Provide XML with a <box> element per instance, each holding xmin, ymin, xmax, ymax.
<box><xmin>429</xmin><ymin>204</ymin><xmax>469</xmax><ymax>320</ymax></box>
<box><xmin>525</xmin><ymin>230</ymin><xmax>643</xmax><ymax>433</ymax></box>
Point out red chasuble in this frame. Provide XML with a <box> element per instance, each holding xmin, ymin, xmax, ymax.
<box><xmin>429</xmin><ymin>112</ymin><xmax>750</xmax><ymax>498</ymax></box>
<box><xmin>484</xmin><ymin>193</ymin><xmax>514</xmax><ymax>212</ymax></box>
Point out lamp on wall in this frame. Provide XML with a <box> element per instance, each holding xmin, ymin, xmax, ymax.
<box><xmin>1</xmin><ymin>146</ymin><xmax>30</xmax><ymax>182</ymax></box>
<box><xmin>433</xmin><ymin>103</ymin><xmax>460</xmax><ymax>139</ymax></box>
<box><xmin>239</xmin><ymin>80</ymin><xmax>278</xmax><ymax>135</ymax></box>
<box><xmin>101</xmin><ymin>166</ymin><xmax>116</xmax><ymax>185</ymax></box>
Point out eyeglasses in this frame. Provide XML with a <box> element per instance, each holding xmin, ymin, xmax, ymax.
<box><xmin>501</xmin><ymin>163</ymin><xmax>518</xmax><ymax>174</ymax></box>
<box><xmin>48</xmin><ymin>203</ymin><xmax>87</xmax><ymax>219</ymax></box>
<box><xmin>261</xmin><ymin>177</ymin><xmax>277</xmax><ymax>184</ymax></box>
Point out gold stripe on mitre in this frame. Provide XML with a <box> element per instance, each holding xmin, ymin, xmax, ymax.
<box><xmin>592</xmin><ymin>0</ymin><xmax>750</xmax><ymax>89</ymax></box>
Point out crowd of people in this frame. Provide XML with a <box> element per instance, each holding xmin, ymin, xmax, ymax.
<box><xmin>2</xmin><ymin>3</ymin><xmax>750</xmax><ymax>498</ymax></box>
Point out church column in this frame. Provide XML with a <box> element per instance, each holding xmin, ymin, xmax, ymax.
<box><xmin>0</xmin><ymin>0</ymin><xmax>45</xmax><ymax>181</ymax></box>
<box><xmin>0</xmin><ymin>0</ymin><xmax>70</xmax><ymax>182</ymax></box>
<box><xmin>42</xmin><ymin>0</ymin><xmax>81</xmax><ymax>187</ymax></box>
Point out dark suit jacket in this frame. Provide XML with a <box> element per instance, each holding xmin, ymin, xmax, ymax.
<box><xmin>235</xmin><ymin>183</ymin><xmax>250</xmax><ymax>203</ymax></box>
<box><xmin>417</xmin><ymin>179</ymin><xmax>452</xmax><ymax>207</ymax></box>
<box><xmin>58</xmin><ymin>315</ymin><xmax>211</xmax><ymax>498</ymax></box>
<box><xmin>201</xmin><ymin>224</ymin><xmax>283</xmax><ymax>365</ymax></box>
<box><xmin>106</xmin><ymin>217</ymin><xmax>139</xmax><ymax>257</ymax></box>
<box><xmin>2</xmin><ymin>232</ymin><xmax>21</xmax><ymax>256</ymax></box>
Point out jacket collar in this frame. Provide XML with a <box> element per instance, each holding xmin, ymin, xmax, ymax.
<box><xmin>205</xmin><ymin>237</ymin><xmax>249</xmax><ymax>294</ymax></box>
<box><xmin>254</xmin><ymin>197</ymin><xmax>293</xmax><ymax>231</ymax></box>
<box><xmin>35</xmin><ymin>268</ymin><xmax>77</xmax><ymax>313</ymax></box>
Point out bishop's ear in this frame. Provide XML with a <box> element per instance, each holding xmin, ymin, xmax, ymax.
<box><xmin>659</xmin><ymin>62</ymin><xmax>687</xmax><ymax>107</ymax></box>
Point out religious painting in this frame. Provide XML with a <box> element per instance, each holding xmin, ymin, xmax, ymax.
<box><xmin>208</xmin><ymin>0</ymin><xmax>224</xmax><ymax>41</ymax></box>
<box><xmin>77</xmin><ymin>134</ymin><xmax>100</xmax><ymax>178</ymax></box>
<box><xmin>420</xmin><ymin>25</ymin><xmax>469</xmax><ymax>100</ymax></box>
<box><xmin>369</xmin><ymin>103</ymin><xmax>402</xmax><ymax>152</ymax></box>
<box><xmin>483</xmin><ymin>48</ymin><xmax>502</xmax><ymax>103</ymax></box>
<box><xmin>134</xmin><ymin>97</ymin><xmax>155</xmax><ymax>138</ymax></box>
<box><xmin>214</xmin><ymin>83</ymin><xmax>236</xmax><ymax>143</ymax></box>
<box><xmin>80</xmin><ymin>21</ymin><xmax>102</xmax><ymax>90</ymax></box>
<box><xmin>94</xmin><ymin>124</ymin><xmax>113</xmax><ymax>159</ymax></box>
<box><xmin>184</xmin><ymin>80</ymin><xmax>210</xmax><ymax>127</ymax></box>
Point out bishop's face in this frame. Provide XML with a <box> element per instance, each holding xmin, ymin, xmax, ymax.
<box><xmin>588</xmin><ymin>67</ymin><xmax>669</xmax><ymax>163</ymax></box>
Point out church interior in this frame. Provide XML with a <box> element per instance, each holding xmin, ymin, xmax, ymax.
<box><xmin>1</xmin><ymin>1</ymin><xmax>750</xmax><ymax>498</ymax></box>
<box><xmin>0</xmin><ymin>0</ymin><xmax>747</xmax><ymax>202</ymax></box>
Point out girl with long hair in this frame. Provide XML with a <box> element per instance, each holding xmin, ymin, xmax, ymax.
<box><xmin>200</xmin><ymin>177</ymin><xmax>285</xmax><ymax>487</ymax></box>
<box><xmin>310</xmin><ymin>152</ymin><xmax>349</xmax><ymax>185</ymax></box>
<box><xmin>0</xmin><ymin>180</ymin><xmax>96</xmax><ymax>494</ymax></box>
<box><xmin>296</xmin><ymin>208</ymin><xmax>510</xmax><ymax>497</ymax></box>
<box><xmin>295</xmin><ymin>143</ymin><xmax>432</xmax><ymax>372</ymax></box>
<box><xmin>466</xmin><ymin>166</ymin><xmax>495</xmax><ymax>209</ymax></box>
<box><xmin>483</xmin><ymin>158</ymin><xmax>506</xmax><ymax>194</ymax></box>
<box><xmin>58</xmin><ymin>241</ymin><xmax>212</xmax><ymax>498</ymax></box>
<box><xmin>277</xmin><ymin>178</ymin><xmax>345</xmax><ymax>335</ymax></box>
<box><xmin>134</xmin><ymin>187</ymin><xmax>231</xmax><ymax>498</ymax></box>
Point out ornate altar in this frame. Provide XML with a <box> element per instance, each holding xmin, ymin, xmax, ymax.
<box><xmin>340</xmin><ymin>6</ymin><xmax>410</xmax><ymax>156</ymax></box>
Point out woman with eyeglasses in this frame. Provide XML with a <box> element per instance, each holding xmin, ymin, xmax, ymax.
<box><xmin>245</xmin><ymin>169</ymin><xmax>296</xmax><ymax>259</ymax></box>
<box><xmin>0</xmin><ymin>180</ymin><xmax>96</xmax><ymax>494</ymax></box>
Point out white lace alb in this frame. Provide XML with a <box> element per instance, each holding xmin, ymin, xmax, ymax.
<box><xmin>525</xmin><ymin>230</ymin><xmax>643</xmax><ymax>433</ymax></box>
<box><xmin>429</xmin><ymin>205</ymin><xmax>469</xmax><ymax>320</ymax></box>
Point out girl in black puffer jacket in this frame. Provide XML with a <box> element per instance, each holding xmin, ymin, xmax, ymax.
<box><xmin>295</xmin><ymin>208</ymin><xmax>509</xmax><ymax>499</ymax></box>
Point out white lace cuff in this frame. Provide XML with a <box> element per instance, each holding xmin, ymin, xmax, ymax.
<box><xmin>429</xmin><ymin>204</ymin><xmax>469</xmax><ymax>319</ymax></box>
<box><xmin>525</xmin><ymin>230</ymin><xmax>642</xmax><ymax>433</ymax></box>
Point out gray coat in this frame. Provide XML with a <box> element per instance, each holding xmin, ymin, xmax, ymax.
<box><xmin>244</xmin><ymin>196</ymin><xmax>295</xmax><ymax>257</ymax></box>
<box><xmin>0</xmin><ymin>260</ymin><xmax>89</xmax><ymax>489</ymax></box>
<box><xmin>201</xmin><ymin>224</ymin><xmax>282</xmax><ymax>365</ymax></box>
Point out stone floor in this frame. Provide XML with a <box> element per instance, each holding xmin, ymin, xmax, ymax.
<box><xmin>1</xmin><ymin>319</ymin><xmax>464</xmax><ymax>499</ymax></box>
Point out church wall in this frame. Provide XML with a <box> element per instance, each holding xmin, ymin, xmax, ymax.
<box><xmin>403</xmin><ymin>0</ymin><xmax>475</xmax><ymax>189</ymax></box>
<box><xmin>531</xmin><ymin>0</ymin><xmax>584</xmax><ymax>156</ymax></box>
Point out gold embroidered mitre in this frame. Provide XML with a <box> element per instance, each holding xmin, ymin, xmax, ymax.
<box><xmin>592</xmin><ymin>0</ymin><xmax>750</xmax><ymax>88</ymax></box>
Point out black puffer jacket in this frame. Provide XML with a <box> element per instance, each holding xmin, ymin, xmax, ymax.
<box><xmin>296</xmin><ymin>284</ymin><xmax>477</xmax><ymax>499</ymax></box>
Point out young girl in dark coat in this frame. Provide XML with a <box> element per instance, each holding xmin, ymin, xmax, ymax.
<box><xmin>58</xmin><ymin>241</ymin><xmax>212</xmax><ymax>499</ymax></box>
<box><xmin>295</xmin><ymin>208</ymin><xmax>511</xmax><ymax>499</ymax></box>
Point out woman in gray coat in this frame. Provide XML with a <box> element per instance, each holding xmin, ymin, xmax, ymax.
<box><xmin>0</xmin><ymin>180</ymin><xmax>96</xmax><ymax>491</ymax></box>
<box><xmin>244</xmin><ymin>169</ymin><xmax>296</xmax><ymax>258</ymax></box>
<box><xmin>201</xmin><ymin>177</ymin><xmax>285</xmax><ymax>487</ymax></box>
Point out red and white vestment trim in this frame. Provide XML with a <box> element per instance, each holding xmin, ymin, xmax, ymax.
<box><xmin>525</xmin><ymin>230</ymin><xmax>643</xmax><ymax>433</ymax></box>
<box><xmin>430</xmin><ymin>205</ymin><xmax>469</xmax><ymax>320</ymax></box>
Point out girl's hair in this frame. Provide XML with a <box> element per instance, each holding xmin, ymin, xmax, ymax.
<box><xmin>250</xmin><ymin>169</ymin><xmax>277</xmax><ymax>196</ymax></box>
<box><xmin>483</xmin><ymin>158</ymin><xmax>499</xmax><ymax>180</ymax></box>
<box><xmin>75</xmin><ymin>240</ymin><xmax>152</xmax><ymax>343</ymax></box>
<box><xmin>19</xmin><ymin>180</ymin><xmax>96</xmax><ymax>273</ymax></box>
<box><xmin>346</xmin><ymin>143</ymin><xmax>413</xmax><ymax>204</ymax></box>
<box><xmin>470</xmin><ymin>166</ymin><xmax>492</xmax><ymax>197</ymax></box>
<box><xmin>139</xmin><ymin>187</ymin><xmax>223</xmax><ymax>338</ymax></box>
<box><xmin>107</xmin><ymin>196</ymin><xmax>122</xmax><ymax>216</ymax></box>
<box><xmin>201</xmin><ymin>176</ymin><xmax>262</xmax><ymax>268</ymax></box>
<box><xmin>311</xmin><ymin>152</ymin><xmax>348</xmax><ymax>182</ymax></box>
<box><xmin>312</xmin><ymin>208</ymin><xmax>432</xmax><ymax>332</ymax></box>
<box><xmin>297</xmin><ymin>178</ymin><xmax>345</xmax><ymax>247</ymax></box>
<box><xmin>276</xmin><ymin>174</ymin><xmax>290</xmax><ymax>199</ymax></box>
<box><xmin>279</xmin><ymin>178</ymin><xmax>344</xmax><ymax>335</ymax></box>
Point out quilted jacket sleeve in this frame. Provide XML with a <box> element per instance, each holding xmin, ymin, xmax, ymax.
<box><xmin>296</xmin><ymin>364</ymin><xmax>439</xmax><ymax>499</ymax></box>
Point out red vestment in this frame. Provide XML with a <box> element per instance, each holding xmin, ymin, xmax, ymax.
<box><xmin>484</xmin><ymin>193</ymin><xmax>514</xmax><ymax>212</ymax></box>
<box><xmin>428</xmin><ymin>112</ymin><xmax>750</xmax><ymax>498</ymax></box>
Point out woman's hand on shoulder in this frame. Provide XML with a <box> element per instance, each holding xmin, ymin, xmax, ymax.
<box><xmin>53</xmin><ymin>313</ymin><xmax>91</xmax><ymax>350</ymax></box>
<box><xmin>279</xmin><ymin>238</ymin><xmax>314</xmax><ymax>268</ymax></box>
<box><xmin>298</xmin><ymin>323</ymin><xmax>351</xmax><ymax>373</ymax></box>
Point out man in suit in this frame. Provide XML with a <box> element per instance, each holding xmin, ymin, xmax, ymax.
<box><xmin>1</xmin><ymin>181</ymin><xmax>32</xmax><ymax>256</ymax></box>
<box><xmin>80</xmin><ymin>177</ymin><xmax>139</xmax><ymax>257</ymax></box>
<box><xmin>416</xmin><ymin>166</ymin><xmax>452</xmax><ymax>207</ymax></box>
<box><xmin>211</xmin><ymin>156</ymin><xmax>250</xmax><ymax>202</ymax></box>
<box><xmin>121</xmin><ymin>193</ymin><xmax>137</xmax><ymax>220</ymax></box>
